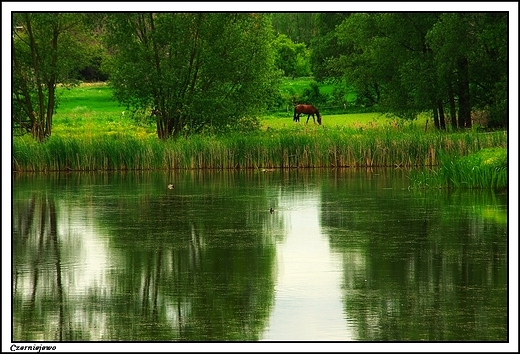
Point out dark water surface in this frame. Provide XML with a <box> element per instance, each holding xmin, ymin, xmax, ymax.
<box><xmin>11</xmin><ymin>169</ymin><xmax>508</xmax><ymax>343</ymax></box>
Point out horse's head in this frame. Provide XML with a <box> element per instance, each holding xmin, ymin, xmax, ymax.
<box><xmin>317</xmin><ymin>113</ymin><xmax>322</xmax><ymax>125</ymax></box>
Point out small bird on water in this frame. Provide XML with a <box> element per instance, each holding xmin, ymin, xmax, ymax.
<box><xmin>168</xmin><ymin>183</ymin><xmax>174</xmax><ymax>189</ymax></box>
<box><xmin>270</xmin><ymin>207</ymin><xmax>274</xmax><ymax>214</ymax></box>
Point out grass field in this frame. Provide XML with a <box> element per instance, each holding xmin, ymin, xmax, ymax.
<box><xmin>51</xmin><ymin>82</ymin><xmax>430</xmax><ymax>138</ymax></box>
<box><xmin>261</xmin><ymin>112</ymin><xmax>430</xmax><ymax>132</ymax></box>
<box><xmin>52</xmin><ymin>82</ymin><xmax>155</xmax><ymax>139</ymax></box>
<box><xmin>56</xmin><ymin>82</ymin><xmax>122</xmax><ymax>113</ymax></box>
<box><xmin>278</xmin><ymin>76</ymin><xmax>357</xmax><ymax>102</ymax></box>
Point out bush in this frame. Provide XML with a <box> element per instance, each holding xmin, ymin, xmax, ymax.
<box><xmin>298</xmin><ymin>82</ymin><xmax>328</xmax><ymax>105</ymax></box>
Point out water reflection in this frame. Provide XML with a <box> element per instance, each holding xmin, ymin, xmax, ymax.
<box><xmin>319</xmin><ymin>169</ymin><xmax>507</xmax><ymax>341</ymax></box>
<box><xmin>262</xmin><ymin>187</ymin><xmax>350</xmax><ymax>340</ymax></box>
<box><xmin>12</xmin><ymin>169</ymin><xmax>508</xmax><ymax>342</ymax></box>
<box><xmin>13</xmin><ymin>171</ymin><xmax>277</xmax><ymax>341</ymax></box>
<box><xmin>13</xmin><ymin>192</ymin><xmax>67</xmax><ymax>340</ymax></box>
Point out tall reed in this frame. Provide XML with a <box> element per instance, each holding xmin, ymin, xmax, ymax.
<box><xmin>12</xmin><ymin>128</ymin><xmax>507</xmax><ymax>172</ymax></box>
<box><xmin>409</xmin><ymin>147</ymin><xmax>507</xmax><ymax>189</ymax></box>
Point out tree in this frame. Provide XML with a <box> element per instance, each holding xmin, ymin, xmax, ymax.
<box><xmin>333</xmin><ymin>13</ymin><xmax>507</xmax><ymax>130</ymax></box>
<box><xmin>427</xmin><ymin>13</ymin><xmax>508</xmax><ymax>128</ymax></box>
<box><xmin>271</xmin><ymin>13</ymin><xmax>317</xmax><ymax>47</ymax></box>
<box><xmin>273</xmin><ymin>33</ymin><xmax>311</xmax><ymax>77</ymax></box>
<box><xmin>334</xmin><ymin>14</ymin><xmax>443</xmax><ymax>121</ymax></box>
<box><xmin>310</xmin><ymin>13</ymin><xmax>351</xmax><ymax>82</ymax></box>
<box><xmin>103</xmin><ymin>13</ymin><xmax>277</xmax><ymax>139</ymax></box>
<box><xmin>12</xmin><ymin>13</ymin><xmax>90</xmax><ymax>141</ymax></box>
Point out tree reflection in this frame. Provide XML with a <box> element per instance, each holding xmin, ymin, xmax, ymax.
<box><xmin>13</xmin><ymin>171</ymin><xmax>277</xmax><ymax>341</ymax></box>
<box><xmin>319</xmin><ymin>169</ymin><xmax>508</xmax><ymax>341</ymax></box>
<box><xmin>13</xmin><ymin>193</ymin><xmax>68</xmax><ymax>340</ymax></box>
<box><xmin>13</xmin><ymin>169</ymin><xmax>507</xmax><ymax>342</ymax></box>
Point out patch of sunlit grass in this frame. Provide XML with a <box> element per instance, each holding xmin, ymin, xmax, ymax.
<box><xmin>260</xmin><ymin>112</ymin><xmax>431</xmax><ymax>132</ymax></box>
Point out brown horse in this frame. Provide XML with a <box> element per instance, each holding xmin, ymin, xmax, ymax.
<box><xmin>293</xmin><ymin>104</ymin><xmax>322</xmax><ymax>125</ymax></box>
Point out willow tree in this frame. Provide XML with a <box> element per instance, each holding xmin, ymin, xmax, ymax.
<box><xmin>103</xmin><ymin>13</ymin><xmax>277</xmax><ymax>139</ymax></box>
<box><xmin>12</xmin><ymin>13</ymin><xmax>90</xmax><ymax>141</ymax></box>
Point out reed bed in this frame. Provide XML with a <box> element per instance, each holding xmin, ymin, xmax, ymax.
<box><xmin>409</xmin><ymin>147</ymin><xmax>508</xmax><ymax>190</ymax></box>
<box><xmin>12</xmin><ymin>128</ymin><xmax>507</xmax><ymax>172</ymax></box>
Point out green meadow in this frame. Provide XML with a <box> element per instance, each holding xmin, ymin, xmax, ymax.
<box><xmin>12</xmin><ymin>82</ymin><xmax>507</xmax><ymax>189</ymax></box>
<box><xmin>50</xmin><ymin>82</ymin><xmax>430</xmax><ymax>137</ymax></box>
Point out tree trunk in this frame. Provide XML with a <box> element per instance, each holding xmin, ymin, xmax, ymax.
<box><xmin>373</xmin><ymin>82</ymin><xmax>381</xmax><ymax>103</ymax></box>
<box><xmin>457</xmin><ymin>56</ymin><xmax>472</xmax><ymax>128</ymax></box>
<box><xmin>448</xmin><ymin>88</ymin><xmax>457</xmax><ymax>129</ymax></box>
<box><xmin>24</xmin><ymin>14</ymin><xmax>59</xmax><ymax>141</ymax></box>
<box><xmin>156</xmin><ymin>116</ymin><xmax>165</xmax><ymax>139</ymax></box>
<box><xmin>44</xmin><ymin>27</ymin><xmax>59</xmax><ymax>138</ymax></box>
<box><xmin>154</xmin><ymin>112</ymin><xmax>181</xmax><ymax>140</ymax></box>
<box><xmin>25</xmin><ymin>15</ymin><xmax>46</xmax><ymax>141</ymax></box>
<box><xmin>432</xmin><ymin>106</ymin><xmax>440</xmax><ymax>129</ymax></box>
<box><xmin>438</xmin><ymin>100</ymin><xmax>446</xmax><ymax>130</ymax></box>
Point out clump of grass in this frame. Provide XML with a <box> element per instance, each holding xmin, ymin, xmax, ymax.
<box><xmin>409</xmin><ymin>147</ymin><xmax>507</xmax><ymax>189</ymax></box>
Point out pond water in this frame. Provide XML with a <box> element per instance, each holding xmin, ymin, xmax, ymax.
<box><xmin>11</xmin><ymin>168</ymin><xmax>509</xmax><ymax>345</ymax></box>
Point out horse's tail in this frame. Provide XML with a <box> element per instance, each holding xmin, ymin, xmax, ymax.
<box><xmin>293</xmin><ymin>106</ymin><xmax>297</xmax><ymax>121</ymax></box>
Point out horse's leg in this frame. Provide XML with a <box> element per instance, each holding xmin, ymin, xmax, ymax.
<box><xmin>306</xmin><ymin>114</ymin><xmax>311</xmax><ymax>124</ymax></box>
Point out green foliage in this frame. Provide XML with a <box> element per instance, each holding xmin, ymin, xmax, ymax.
<box><xmin>273</xmin><ymin>34</ymin><xmax>310</xmax><ymax>77</ymax></box>
<box><xmin>428</xmin><ymin>13</ymin><xmax>508</xmax><ymax>128</ymax></box>
<box><xmin>267</xmin><ymin>77</ymin><xmax>348</xmax><ymax>111</ymax></box>
<box><xmin>294</xmin><ymin>48</ymin><xmax>312</xmax><ymax>77</ymax></box>
<box><xmin>330</xmin><ymin>84</ymin><xmax>347</xmax><ymax>106</ymax></box>
<box><xmin>271</xmin><ymin>13</ymin><xmax>317</xmax><ymax>47</ymax></box>
<box><xmin>274</xmin><ymin>34</ymin><xmax>305</xmax><ymax>76</ymax></box>
<box><xmin>103</xmin><ymin>13</ymin><xmax>277</xmax><ymax>139</ymax></box>
<box><xmin>335</xmin><ymin>13</ymin><xmax>439</xmax><ymax>119</ymax></box>
<box><xmin>298</xmin><ymin>81</ymin><xmax>328</xmax><ymax>105</ymax></box>
<box><xmin>11</xmin><ymin>12</ymin><xmax>509</xmax><ymax>143</ymax></box>
<box><xmin>310</xmin><ymin>13</ymin><xmax>351</xmax><ymax>82</ymax></box>
<box><xmin>326</xmin><ymin>13</ymin><xmax>508</xmax><ymax>129</ymax></box>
